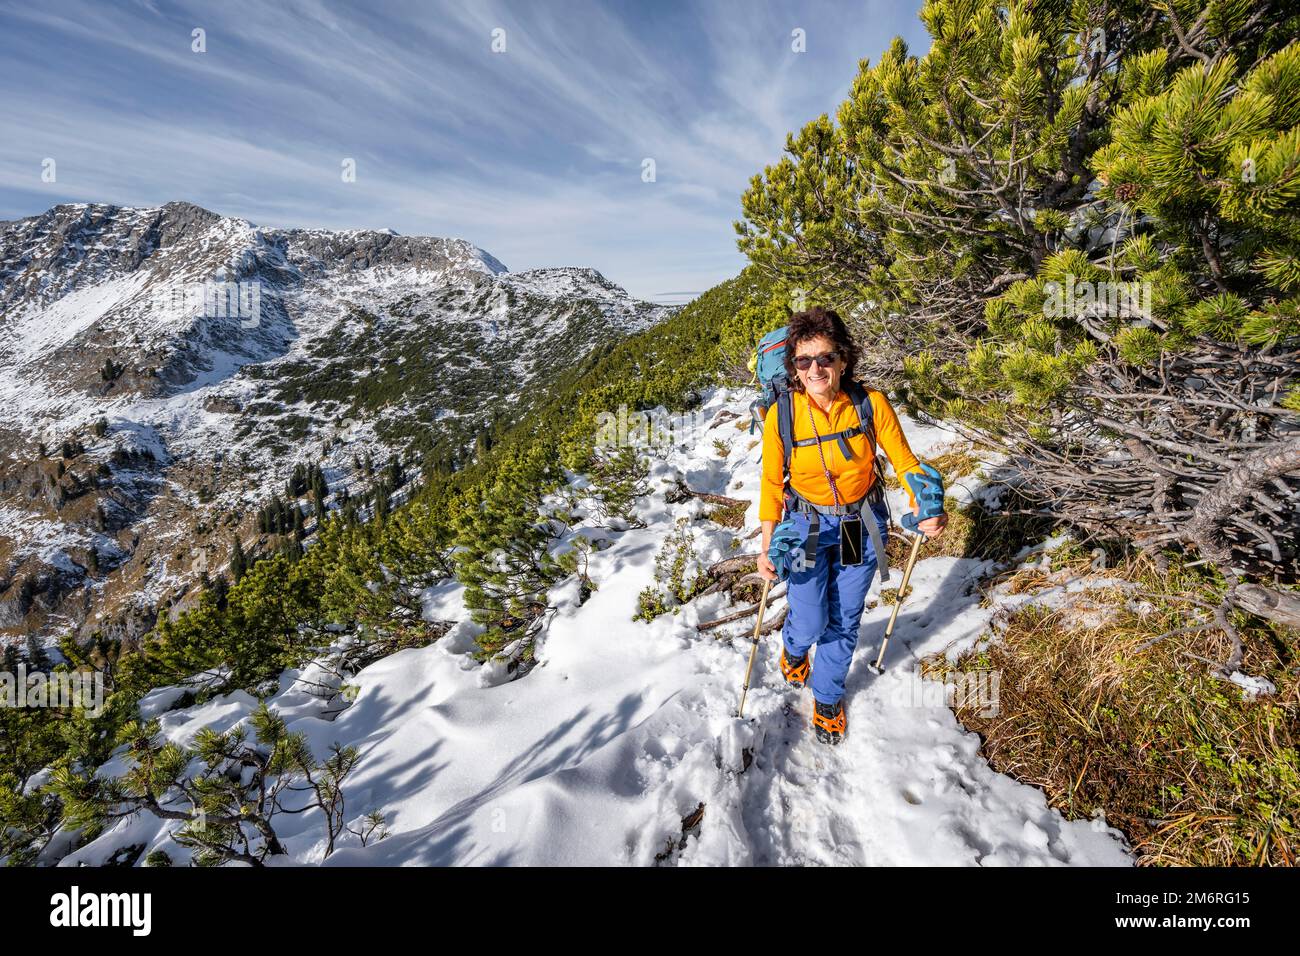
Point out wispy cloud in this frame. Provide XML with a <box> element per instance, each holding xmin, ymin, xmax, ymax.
<box><xmin>0</xmin><ymin>0</ymin><xmax>929</xmax><ymax>301</ymax></box>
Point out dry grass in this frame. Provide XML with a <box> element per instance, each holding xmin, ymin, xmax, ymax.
<box><xmin>883</xmin><ymin>441</ymin><xmax>1058</xmax><ymax>563</ymax></box>
<box><xmin>705</xmin><ymin>500</ymin><xmax>749</xmax><ymax>529</ymax></box>
<box><xmin>883</xmin><ymin>492</ymin><xmax>1052</xmax><ymax>566</ymax></box>
<box><xmin>883</xmin><ymin>442</ymin><xmax>980</xmax><ymax>493</ymax></box>
<box><xmin>926</xmin><ymin>443</ymin><xmax>980</xmax><ymax>481</ymax></box>
<box><xmin>927</xmin><ymin>553</ymin><xmax>1300</xmax><ymax>866</ymax></box>
<box><xmin>879</xmin><ymin>584</ymin><xmax>912</xmax><ymax>606</ymax></box>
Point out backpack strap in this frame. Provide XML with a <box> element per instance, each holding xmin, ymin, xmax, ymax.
<box><xmin>783</xmin><ymin>381</ymin><xmax>878</xmax><ymax>465</ymax></box>
<box><xmin>791</xmin><ymin>429</ymin><xmax>861</xmax><ymax>463</ymax></box>
<box><xmin>777</xmin><ymin>389</ymin><xmax>795</xmax><ymax>476</ymax></box>
<box><xmin>845</xmin><ymin>379</ymin><xmax>877</xmax><ymax>457</ymax></box>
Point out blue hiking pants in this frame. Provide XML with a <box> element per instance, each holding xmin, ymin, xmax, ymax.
<box><xmin>781</xmin><ymin>499</ymin><xmax>889</xmax><ymax>705</ymax></box>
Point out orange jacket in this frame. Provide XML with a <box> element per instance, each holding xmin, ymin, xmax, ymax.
<box><xmin>759</xmin><ymin>387</ymin><xmax>923</xmax><ymax>522</ymax></box>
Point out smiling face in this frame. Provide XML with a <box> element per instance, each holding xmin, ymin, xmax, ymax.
<box><xmin>793</xmin><ymin>334</ymin><xmax>845</xmax><ymax>402</ymax></box>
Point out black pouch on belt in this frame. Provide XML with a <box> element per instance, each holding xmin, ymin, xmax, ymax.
<box><xmin>839</xmin><ymin>514</ymin><xmax>863</xmax><ymax>566</ymax></box>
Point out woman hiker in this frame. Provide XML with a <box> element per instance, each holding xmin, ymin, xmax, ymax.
<box><xmin>755</xmin><ymin>306</ymin><xmax>947</xmax><ymax>745</ymax></box>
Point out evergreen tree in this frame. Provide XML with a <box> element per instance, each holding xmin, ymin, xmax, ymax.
<box><xmin>209</xmin><ymin>573</ymin><xmax>230</xmax><ymax>611</ymax></box>
<box><xmin>737</xmin><ymin>0</ymin><xmax>1299</xmax><ymax>612</ymax></box>
<box><xmin>584</xmin><ymin>446</ymin><xmax>652</xmax><ymax>528</ymax></box>
<box><xmin>141</xmin><ymin>553</ymin><xmax>320</xmax><ymax>693</ymax></box>
<box><xmin>385</xmin><ymin>455</ymin><xmax>404</xmax><ymax>489</ymax></box>
<box><xmin>286</xmin><ymin>462</ymin><xmax>308</xmax><ymax>498</ymax></box>
<box><xmin>230</xmin><ymin>536</ymin><xmax>247</xmax><ymax>584</ymax></box>
<box><xmin>50</xmin><ymin>704</ymin><xmax>362</xmax><ymax>866</ymax></box>
<box><xmin>451</xmin><ymin>442</ymin><xmax>569</xmax><ymax>660</ymax></box>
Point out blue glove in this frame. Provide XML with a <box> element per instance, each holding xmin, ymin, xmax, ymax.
<box><xmin>767</xmin><ymin>518</ymin><xmax>808</xmax><ymax>582</ymax></box>
<box><xmin>902</xmin><ymin>463</ymin><xmax>945</xmax><ymax>535</ymax></box>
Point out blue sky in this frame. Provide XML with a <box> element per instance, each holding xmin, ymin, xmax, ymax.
<box><xmin>0</xmin><ymin>0</ymin><xmax>929</xmax><ymax>303</ymax></box>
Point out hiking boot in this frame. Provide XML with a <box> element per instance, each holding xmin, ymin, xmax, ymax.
<box><xmin>812</xmin><ymin>699</ymin><xmax>846</xmax><ymax>745</ymax></box>
<box><xmin>779</xmin><ymin>648</ymin><xmax>810</xmax><ymax>688</ymax></box>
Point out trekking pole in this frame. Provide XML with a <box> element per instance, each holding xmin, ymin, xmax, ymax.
<box><xmin>868</xmin><ymin>530</ymin><xmax>925</xmax><ymax>675</ymax></box>
<box><xmin>736</xmin><ymin>578</ymin><xmax>772</xmax><ymax>718</ymax></box>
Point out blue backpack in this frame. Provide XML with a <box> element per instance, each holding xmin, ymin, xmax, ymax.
<box><xmin>748</xmin><ymin>326</ymin><xmax>792</xmax><ymax>433</ymax></box>
<box><xmin>748</xmin><ymin>325</ymin><xmax>878</xmax><ymax>476</ymax></box>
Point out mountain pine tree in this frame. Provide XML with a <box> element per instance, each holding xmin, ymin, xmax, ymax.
<box><xmin>50</xmin><ymin>704</ymin><xmax>362</xmax><ymax>866</ymax></box>
<box><xmin>230</xmin><ymin>536</ymin><xmax>247</xmax><ymax>584</ymax></box>
<box><xmin>451</xmin><ymin>442</ymin><xmax>568</xmax><ymax>660</ymax></box>
<box><xmin>737</xmin><ymin>0</ymin><xmax>1299</xmax><ymax>627</ymax></box>
<box><xmin>583</xmin><ymin>446</ymin><xmax>651</xmax><ymax>529</ymax></box>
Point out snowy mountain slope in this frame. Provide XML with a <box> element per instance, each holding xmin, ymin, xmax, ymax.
<box><xmin>0</xmin><ymin>202</ymin><xmax>670</xmax><ymax>641</ymax></box>
<box><xmin>54</xmin><ymin>387</ymin><xmax>1133</xmax><ymax>867</ymax></box>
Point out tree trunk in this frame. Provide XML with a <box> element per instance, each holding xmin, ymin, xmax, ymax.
<box><xmin>1232</xmin><ymin>583</ymin><xmax>1300</xmax><ymax>631</ymax></box>
<box><xmin>1186</xmin><ymin>437</ymin><xmax>1300</xmax><ymax>567</ymax></box>
<box><xmin>665</xmin><ymin>479</ymin><xmax>749</xmax><ymax>508</ymax></box>
<box><xmin>697</xmin><ymin>586</ymin><xmax>786</xmax><ymax>631</ymax></box>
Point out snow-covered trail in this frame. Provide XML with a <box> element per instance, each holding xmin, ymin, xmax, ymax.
<box><xmin>61</xmin><ymin>387</ymin><xmax>1133</xmax><ymax>867</ymax></box>
<box><xmin>313</xmin><ymin>387</ymin><xmax>1131</xmax><ymax>867</ymax></box>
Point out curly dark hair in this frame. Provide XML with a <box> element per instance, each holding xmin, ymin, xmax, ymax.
<box><xmin>783</xmin><ymin>306</ymin><xmax>860</xmax><ymax>390</ymax></box>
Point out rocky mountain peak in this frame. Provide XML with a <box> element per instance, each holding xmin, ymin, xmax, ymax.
<box><xmin>0</xmin><ymin>200</ymin><xmax>672</xmax><ymax>644</ymax></box>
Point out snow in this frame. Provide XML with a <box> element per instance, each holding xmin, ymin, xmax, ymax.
<box><xmin>0</xmin><ymin>506</ymin><xmax>97</xmax><ymax>572</ymax></box>
<box><xmin>1</xmin><ymin>204</ymin><xmax>671</xmax><ymax>638</ymax></box>
<box><xmin>1</xmin><ymin>274</ymin><xmax>147</xmax><ymax>366</ymax></box>
<box><xmin>55</xmin><ymin>386</ymin><xmax>1133</xmax><ymax>867</ymax></box>
<box><xmin>1228</xmin><ymin>671</ymin><xmax>1276</xmax><ymax>700</ymax></box>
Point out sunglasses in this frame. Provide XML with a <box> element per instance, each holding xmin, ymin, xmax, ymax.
<box><xmin>793</xmin><ymin>351</ymin><xmax>840</xmax><ymax>370</ymax></box>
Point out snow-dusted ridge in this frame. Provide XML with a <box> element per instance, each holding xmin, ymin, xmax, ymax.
<box><xmin>0</xmin><ymin>201</ymin><xmax>672</xmax><ymax>641</ymax></box>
